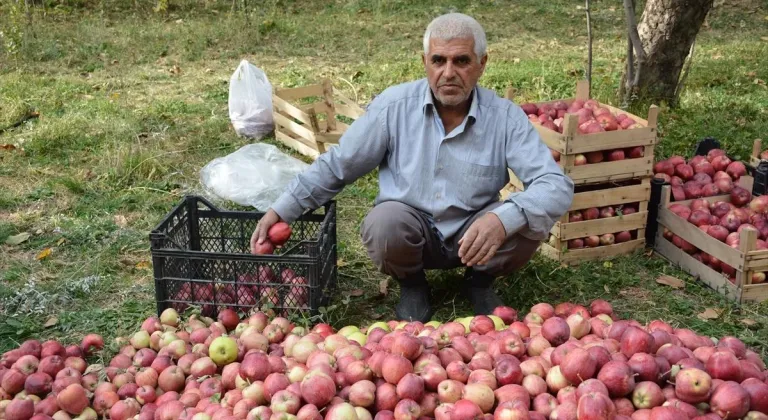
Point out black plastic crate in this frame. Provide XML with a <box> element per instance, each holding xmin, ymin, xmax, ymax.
<box><xmin>149</xmin><ymin>196</ymin><xmax>337</xmax><ymax>319</ymax></box>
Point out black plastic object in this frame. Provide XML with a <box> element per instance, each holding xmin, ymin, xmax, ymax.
<box><xmin>646</xmin><ymin>177</ymin><xmax>666</xmax><ymax>248</ymax></box>
<box><xmin>693</xmin><ymin>137</ymin><xmax>722</xmax><ymax>157</ymax></box>
<box><xmin>754</xmin><ymin>161</ymin><xmax>768</xmax><ymax>197</ymax></box>
<box><xmin>150</xmin><ymin>196</ymin><xmax>337</xmax><ymax>318</ymax></box>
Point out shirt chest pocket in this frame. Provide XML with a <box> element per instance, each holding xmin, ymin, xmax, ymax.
<box><xmin>446</xmin><ymin>158</ymin><xmax>506</xmax><ymax>209</ymax></box>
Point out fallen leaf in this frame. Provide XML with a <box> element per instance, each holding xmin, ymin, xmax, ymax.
<box><xmin>697</xmin><ymin>308</ymin><xmax>722</xmax><ymax>321</ymax></box>
<box><xmin>36</xmin><ymin>248</ymin><xmax>52</xmax><ymax>260</ymax></box>
<box><xmin>110</xmin><ymin>92</ymin><xmax>120</xmax><ymax>100</ymax></box>
<box><xmin>348</xmin><ymin>289</ymin><xmax>364</xmax><ymax>297</ymax></box>
<box><xmin>1</xmin><ymin>144</ymin><xmax>17</xmax><ymax>150</ymax></box>
<box><xmin>740</xmin><ymin>318</ymin><xmax>757</xmax><ymax>326</ymax></box>
<box><xmin>44</xmin><ymin>317</ymin><xmax>58</xmax><ymax>327</ymax></box>
<box><xmin>513</xmin><ymin>58</ymin><xmax>520</xmax><ymax>64</ymax></box>
<box><xmin>603</xmin><ymin>261</ymin><xmax>613</xmax><ymax>268</ymax></box>
<box><xmin>656</xmin><ymin>275</ymin><xmax>685</xmax><ymax>289</ymax></box>
<box><xmin>114</xmin><ymin>215</ymin><xmax>128</xmax><ymax>228</ymax></box>
<box><xmin>370</xmin><ymin>313</ymin><xmax>383</xmax><ymax>320</ymax></box>
<box><xmin>135</xmin><ymin>261</ymin><xmax>150</xmax><ymax>270</ymax></box>
<box><xmin>604</xmin><ymin>285</ymin><xmax>610</xmax><ymax>293</ymax></box>
<box><xmin>170</xmin><ymin>65</ymin><xmax>182</xmax><ymax>75</ymax></box>
<box><xmin>762</xmin><ymin>37</ymin><xmax>768</xmax><ymax>42</ymax></box>
<box><xmin>747</xmin><ymin>71</ymin><xmax>757</xmax><ymax>77</ymax></box>
<box><xmin>5</xmin><ymin>232</ymin><xmax>30</xmax><ymax>245</ymax></box>
<box><xmin>84</xmin><ymin>364</ymin><xmax>104</xmax><ymax>375</ymax></box>
<box><xmin>379</xmin><ymin>279</ymin><xmax>389</xmax><ymax>296</ymax></box>
<box><xmin>645</xmin><ymin>249</ymin><xmax>655</xmax><ymax>257</ymax></box>
<box><xmin>337</xmin><ymin>258</ymin><xmax>347</xmax><ymax>267</ymax></box>
<box><xmin>56</xmin><ymin>238</ymin><xmax>66</xmax><ymax>246</ymax></box>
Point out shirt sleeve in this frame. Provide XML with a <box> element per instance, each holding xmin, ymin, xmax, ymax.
<box><xmin>270</xmin><ymin>100</ymin><xmax>390</xmax><ymax>222</ymax></box>
<box><xmin>491</xmin><ymin>106</ymin><xmax>575</xmax><ymax>240</ymax></box>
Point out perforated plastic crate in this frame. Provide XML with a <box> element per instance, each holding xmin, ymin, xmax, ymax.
<box><xmin>149</xmin><ymin>196</ymin><xmax>337</xmax><ymax>318</ymax></box>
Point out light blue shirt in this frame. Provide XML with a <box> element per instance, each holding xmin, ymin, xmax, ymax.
<box><xmin>271</xmin><ymin>78</ymin><xmax>574</xmax><ymax>243</ymax></box>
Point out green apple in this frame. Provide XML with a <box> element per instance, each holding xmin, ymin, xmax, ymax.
<box><xmin>160</xmin><ymin>308</ymin><xmax>179</xmax><ymax>327</ymax></box>
<box><xmin>367</xmin><ymin>322</ymin><xmax>390</xmax><ymax>335</ymax></box>
<box><xmin>209</xmin><ymin>336</ymin><xmax>238</xmax><ymax>366</ymax></box>
<box><xmin>338</xmin><ymin>326</ymin><xmax>360</xmax><ymax>338</ymax></box>
<box><xmin>395</xmin><ymin>321</ymin><xmax>407</xmax><ymax>330</ymax></box>
<box><xmin>488</xmin><ymin>315</ymin><xmax>505</xmax><ymax>331</ymax></box>
<box><xmin>347</xmin><ymin>331</ymin><xmax>367</xmax><ymax>346</ymax></box>
<box><xmin>425</xmin><ymin>321</ymin><xmax>442</xmax><ymax>329</ymax></box>
<box><xmin>458</xmin><ymin>317</ymin><xmax>471</xmax><ymax>333</ymax></box>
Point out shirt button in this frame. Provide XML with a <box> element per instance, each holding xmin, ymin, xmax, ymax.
<box><xmin>435</xmin><ymin>193</ymin><xmax>441</xmax><ymax>199</ymax></box>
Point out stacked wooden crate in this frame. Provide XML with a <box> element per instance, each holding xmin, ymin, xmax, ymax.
<box><xmin>503</xmin><ymin>80</ymin><xmax>659</xmax><ymax>265</ymax></box>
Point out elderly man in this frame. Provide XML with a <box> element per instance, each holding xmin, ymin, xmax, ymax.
<box><xmin>252</xmin><ymin>13</ymin><xmax>574</xmax><ymax>322</ymax></box>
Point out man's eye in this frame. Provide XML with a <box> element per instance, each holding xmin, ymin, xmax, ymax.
<box><xmin>456</xmin><ymin>57</ymin><xmax>470</xmax><ymax>65</ymax></box>
<box><xmin>432</xmin><ymin>57</ymin><xmax>445</xmax><ymax>64</ymax></box>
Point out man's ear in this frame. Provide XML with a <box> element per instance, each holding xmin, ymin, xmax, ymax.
<box><xmin>422</xmin><ymin>52</ymin><xmax>427</xmax><ymax>68</ymax></box>
<box><xmin>480</xmin><ymin>54</ymin><xmax>488</xmax><ymax>72</ymax></box>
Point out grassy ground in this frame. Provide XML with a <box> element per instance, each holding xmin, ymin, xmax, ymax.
<box><xmin>1</xmin><ymin>0</ymin><xmax>767</xmax><ymax>355</ymax></box>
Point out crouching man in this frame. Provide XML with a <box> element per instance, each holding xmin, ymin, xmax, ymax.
<box><xmin>252</xmin><ymin>13</ymin><xmax>574</xmax><ymax>322</ymax></box>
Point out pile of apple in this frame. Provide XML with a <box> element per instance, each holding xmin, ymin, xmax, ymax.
<box><xmin>664</xmin><ymin>182</ymin><xmax>768</xmax><ymax>284</ymax></box>
<box><xmin>0</xmin><ymin>333</ymin><xmax>105</xmax><ymax>420</ymax></box>
<box><xmin>653</xmin><ymin>149</ymin><xmax>748</xmax><ymax>202</ymax></box>
<box><xmin>521</xmin><ymin>99</ymin><xmax>646</xmax><ymax>165</ymax></box>
<box><xmin>169</xmin><ymin>221</ymin><xmax>310</xmax><ymax>317</ymax></box>
<box><xmin>4</xmin><ymin>302</ymin><xmax>768</xmax><ymax>420</ymax></box>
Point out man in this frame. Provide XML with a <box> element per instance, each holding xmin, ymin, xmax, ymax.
<box><xmin>251</xmin><ymin>13</ymin><xmax>574</xmax><ymax>322</ymax></box>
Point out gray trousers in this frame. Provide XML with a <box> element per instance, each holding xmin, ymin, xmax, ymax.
<box><xmin>360</xmin><ymin>201</ymin><xmax>541</xmax><ymax>280</ymax></box>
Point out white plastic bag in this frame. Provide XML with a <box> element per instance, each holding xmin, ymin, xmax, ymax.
<box><xmin>199</xmin><ymin>143</ymin><xmax>309</xmax><ymax>211</ymax></box>
<box><xmin>228</xmin><ymin>60</ymin><xmax>274</xmax><ymax>139</ymax></box>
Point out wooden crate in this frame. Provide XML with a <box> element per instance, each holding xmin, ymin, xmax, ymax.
<box><xmin>502</xmin><ymin>177</ymin><xmax>650</xmax><ymax>265</ymax></box>
<box><xmin>272</xmin><ymin>79</ymin><xmax>365</xmax><ymax>160</ymax></box>
<box><xmin>654</xmin><ymin>176</ymin><xmax>768</xmax><ymax>303</ymax></box>
<box><xmin>505</xmin><ymin>80</ymin><xmax>659</xmax><ymax>186</ymax></box>
<box><xmin>751</xmin><ymin>138</ymin><xmax>764</xmax><ymax>167</ymax></box>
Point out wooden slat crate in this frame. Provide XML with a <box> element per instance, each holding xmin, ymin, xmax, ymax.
<box><xmin>751</xmin><ymin>138</ymin><xmax>764</xmax><ymax>167</ymax></box>
<box><xmin>505</xmin><ymin>80</ymin><xmax>659</xmax><ymax>186</ymax></box>
<box><xmin>272</xmin><ymin>79</ymin><xmax>365</xmax><ymax>160</ymax></box>
<box><xmin>654</xmin><ymin>176</ymin><xmax>768</xmax><ymax>303</ymax></box>
<box><xmin>502</xmin><ymin>177</ymin><xmax>650</xmax><ymax>265</ymax></box>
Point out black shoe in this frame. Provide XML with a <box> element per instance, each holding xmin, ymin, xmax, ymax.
<box><xmin>394</xmin><ymin>273</ymin><xmax>433</xmax><ymax>323</ymax></box>
<box><xmin>464</xmin><ymin>269</ymin><xmax>503</xmax><ymax>315</ymax></box>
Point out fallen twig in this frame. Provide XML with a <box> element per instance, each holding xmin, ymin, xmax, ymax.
<box><xmin>0</xmin><ymin>111</ymin><xmax>39</xmax><ymax>135</ymax></box>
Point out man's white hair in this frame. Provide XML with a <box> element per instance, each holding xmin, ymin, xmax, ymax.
<box><xmin>423</xmin><ymin>13</ymin><xmax>487</xmax><ymax>59</ymax></box>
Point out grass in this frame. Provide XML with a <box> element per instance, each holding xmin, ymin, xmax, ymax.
<box><xmin>1</xmin><ymin>0</ymin><xmax>768</xmax><ymax>356</ymax></box>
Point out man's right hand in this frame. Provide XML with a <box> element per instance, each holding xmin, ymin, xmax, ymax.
<box><xmin>251</xmin><ymin>209</ymin><xmax>282</xmax><ymax>253</ymax></box>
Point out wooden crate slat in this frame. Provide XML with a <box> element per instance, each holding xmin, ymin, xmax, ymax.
<box><xmin>551</xmin><ymin>239</ymin><xmax>645</xmax><ymax>265</ymax></box>
<box><xmin>570</xmin><ymin>182</ymin><xmax>650</xmax><ymax>211</ymax></box>
<box><xmin>557</xmin><ymin>212</ymin><xmax>647</xmax><ymax>240</ymax></box>
<box><xmin>654</xmin><ymin>235</ymin><xmax>741</xmax><ymax>302</ymax></box>
<box><xmin>742</xmin><ymin>284</ymin><xmax>768</xmax><ymax>302</ymax></box>
<box><xmin>275</xmin><ymin>130</ymin><xmax>320</xmax><ymax>159</ymax></box>
<box><xmin>565</xmin><ymin>158</ymin><xmax>653</xmax><ymax>183</ymax></box>
<box><xmin>336</xmin><ymin>103</ymin><xmax>365</xmax><ymax>120</ymax></box>
<box><xmin>565</xmin><ymin>128</ymin><xmax>656</xmax><ymax>154</ymax></box>
<box><xmin>275</xmin><ymin>84</ymin><xmax>324</xmax><ymax>101</ymax></box>
<box><xmin>272</xmin><ymin>95</ymin><xmax>315</xmax><ymax>127</ymax></box>
<box><xmin>658</xmin><ymin>210</ymin><xmax>745</xmax><ymax>270</ymax></box>
<box><xmin>274</xmin><ymin>112</ymin><xmax>317</xmax><ymax>143</ymax></box>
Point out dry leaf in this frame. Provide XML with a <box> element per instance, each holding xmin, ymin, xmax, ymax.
<box><xmin>348</xmin><ymin>289</ymin><xmax>364</xmax><ymax>297</ymax></box>
<box><xmin>1</xmin><ymin>144</ymin><xmax>17</xmax><ymax>150</ymax></box>
<box><xmin>44</xmin><ymin>317</ymin><xmax>58</xmax><ymax>327</ymax></box>
<box><xmin>135</xmin><ymin>261</ymin><xmax>150</xmax><ymax>270</ymax></box>
<box><xmin>114</xmin><ymin>215</ymin><xmax>128</xmax><ymax>228</ymax></box>
<box><xmin>36</xmin><ymin>248</ymin><xmax>52</xmax><ymax>260</ymax></box>
<box><xmin>656</xmin><ymin>275</ymin><xmax>685</xmax><ymax>289</ymax></box>
<box><xmin>56</xmin><ymin>238</ymin><xmax>66</xmax><ymax>246</ymax></box>
<box><xmin>170</xmin><ymin>65</ymin><xmax>182</xmax><ymax>75</ymax></box>
<box><xmin>761</xmin><ymin>37</ymin><xmax>768</xmax><ymax>42</ymax></box>
<box><xmin>740</xmin><ymin>318</ymin><xmax>757</xmax><ymax>326</ymax></box>
<box><xmin>337</xmin><ymin>258</ymin><xmax>347</xmax><ymax>267</ymax></box>
<box><xmin>5</xmin><ymin>232</ymin><xmax>30</xmax><ymax>245</ymax></box>
<box><xmin>603</xmin><ymin>261</ymin><xmax>613</xmax><ymax>268</ymax></box>
<box><xmin>379</xmin><ymin>279</ymin><xmax>389</xmax><ymax>296</ymax></box>
<box><xmin>84</xmin><ymin>364</ymin><xmax>104</xmax><ymax>375</ymax></box>
<box><xmin>697</xmin><ymin>308</ymin><xmax>722</xmax><ymax>321</ymax></box>
<box><xmin>604</xmin><ymin>285</ymin><xmax>610</xmax><ymax>293</ymax></box>
<box><xmin>370</xmin><ymin>313</ymin><xmax>383</xmax><ymax>320</ymax></box>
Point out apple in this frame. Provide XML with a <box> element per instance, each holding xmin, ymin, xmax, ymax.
<box><xmin>705</xmin><ymin>351</ymin><xmax>742</xmax><ymax>382</ymax></box>
<box><xmin>56</xmin><ymin>384</ymin><xmax>88</xmax><ymax>415</ymax></box>
<box><xmin>632</xmin><ymin>381</ymin><xmax>664</xmax><ymax>409</ymax></box>
<box><xmin>577</xmin><ymin>392</ymin><xmax>616</xmax><ymax>419</ymax></box>
<box><xmin>710</xmin><ymin>381</ymin><xmax>750</xmax><ymax>419</ymax></box>
<box><xmin>393</xmin><ymin>399</ymin><xmax>420</xmax><ymax>420</ymax></box>
<box><xmin>741</xmin><ymin>378</ymin><xmax>768</xmax><ymax>414</ymax></box>
<box><xmin>375</xmin><ymin>383</ymin><xmax>398</xmax><ymax>412</ymax></box>
<box><xmin>560</xmin><ymin>348</ymin><xmax>596</xmax><ymax>385</ymax></box>
<box><xmin>541</xmin><ymin>318</ymin><xmax>570</xmax><ymax>347</ymax></box>
<box><xmin>596</xmin><ymin>361</ymin><xmax>634</xmax><ymax>398</ymax></box>
<box><xmin>492</xmin><ymin>307</ymin><xmax>518</xmax><ymax>325</ymax></box>
<box><xmin>452</xmin><ymin>399</ymin><xmax>482</xmax><ymax>420</ymax></box>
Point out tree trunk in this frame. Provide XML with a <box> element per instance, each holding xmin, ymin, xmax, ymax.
<box><xmin>621</xmin><ymin>0</ymin><xmax>714</xmax><ymax>106</ymax></box>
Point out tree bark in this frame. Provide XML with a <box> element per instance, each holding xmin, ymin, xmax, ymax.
<box><xmin>621</xmin><ymin>0</ymin><xmax>714</xmax><ymax>106</ymax></box>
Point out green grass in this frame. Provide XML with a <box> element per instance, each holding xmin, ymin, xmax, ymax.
<box><xmin>1</xmin><ymin>0</ymin><xmax>768</xmax><ymax>356</ymax></box>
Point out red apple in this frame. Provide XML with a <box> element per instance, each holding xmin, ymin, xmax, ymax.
<box><xmin>710</xmin><ymin>381</ymin><xmax>750</xmax><ymax>419</ymax></box>
<box><xmin>632</xmin><ymin>381</ymin><xmax>665</xmax><ymax>409</ymax></box>
<box><xmin>597</xmin><ymin>361</ymin><xmax>635</xmax><ymax>398</ymax></box>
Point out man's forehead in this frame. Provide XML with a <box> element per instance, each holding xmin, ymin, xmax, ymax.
<box><xmin>427</xmin><ymin>37</ymin><xmax>475</xmax><ymax>56</ymax></box>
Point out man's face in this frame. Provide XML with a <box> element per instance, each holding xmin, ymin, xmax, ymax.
<box><xmin>423</xmin><ymin>37</ymin><xmax>487</xmax><ymax>107</ymax></box>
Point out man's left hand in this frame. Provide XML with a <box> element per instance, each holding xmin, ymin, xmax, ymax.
<box><xmin>458</xmin><ymin>213</ymin><xmax>506</xmax><ymax>267</ymax></box>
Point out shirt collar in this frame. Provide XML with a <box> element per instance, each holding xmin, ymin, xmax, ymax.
<box><xmin>422</xmin><ymin>81</ymin><xmax>479</xmax><ymax>124</ymax></box>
